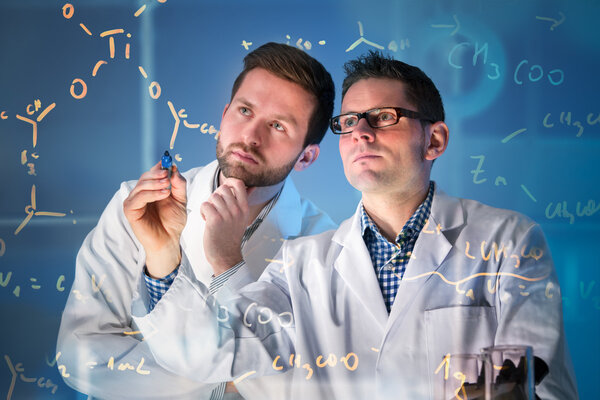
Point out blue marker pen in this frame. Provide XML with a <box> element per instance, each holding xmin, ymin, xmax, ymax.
<box><xmin>161</xmin><ymin>150</ymin><xmax>173</xmax><ymax>173</ymax></box>
<box><xmin>161</xmin><ymin>151</ymin><xmax>173</xmax><ymax>186</ymax></box>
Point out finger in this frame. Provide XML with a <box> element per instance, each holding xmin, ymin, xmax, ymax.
<box><xmin>205</xmin><ymin>192</ymin><xmax>232</xmax><ymax>220</ymax></box>
<box><xmin>200</xmin><ymin>201</ymin><xmax>221</xmax><ymax>224</ymax></box>
<box><xmin>126</xmin><ymin>188</ymin><xmax>171</xmax><ymax>210</ymax></box>
<box><xmin>132</xmin><ymin>164</ymin><xmax>168</xmax><ymax>193</ymax></box>
<box><xmin>129</xmin><ymin>175</ymin><xmax>171</xmax><ymax>198</ymax></box>
<box><xmin>150</xmin><ymin>160</ymin><xmax>163</xmax><ymax>172</ymax></box>
<box><xmin>124</xmin><ymin>189</ymin><xmax>171</xmax><ymax>218</ymax></box>
<box><xmin>213</xmin><ymin>185</ymin><xmax>241</xmax><ymax>211</ymax></box>
<box><xmin>219</xmin><ymin>178</ymin><xmax>249</xmax><ymax>212</ymax></box>
<box><xmin>133</xmin><ymin>177</ymin><xmax>171</xmax><ymax>193</ymax></box>
<box><xmin>170</xmin><ymin>164</ymin><xmax>185</xmax><ymax>185</ymax></box>
<box><xmin>169</xmin><ymin>164</ymin><xmax>187</xmax><ymax>203</ymax></box>
<box><xmin>220</xmin><ymin>177</ymin><xmax>248</xmax><ymax>197</ymax></box>
<box><xmin>138</xmin><ymin>161</ymin><xmax>167</xmax><ymax>181</ymax></box>
<box><xmin>138</xmin><ymin>167</ymin><xmax>168</xmax><ymax>184</ymax></box>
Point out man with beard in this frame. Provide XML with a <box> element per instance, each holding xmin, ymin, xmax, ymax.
<box><xmin>56</xmin><ymin>42</ymin><xmax>336</xmax><ymax>400</ymax></box>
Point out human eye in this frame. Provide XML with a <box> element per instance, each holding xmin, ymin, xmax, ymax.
<box><xmin>377</xmin><ymin>110</ymin><xmax>396</xmax><ymax>122</ymax></box>
<box><xmin>271</xmin><ymin>121</ymin><xmax>286</xmax><ymax>132</ymax></box>
<box><xmin>239</xmin><ymin>106</ymin><xmax>252</xmax><ymax>116</ymax></box>
<box><xmin>341</xmin><ymin>115</ymin><xmax>357</xmax><ymax>128</ymax></box>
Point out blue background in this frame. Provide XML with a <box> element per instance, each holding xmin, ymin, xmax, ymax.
<box><xmin>0</xmin><ymin>0</ymin><xmax>598</xmax><ymax>398</ymax></box>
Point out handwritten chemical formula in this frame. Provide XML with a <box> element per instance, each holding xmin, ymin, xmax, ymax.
<box><xmin>0</xmin><ymin>2</ymin><xmax>598</xmax><ymax>400</ymax></box>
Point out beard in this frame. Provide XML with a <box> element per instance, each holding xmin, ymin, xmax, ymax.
<box><xmin>216</xmin><ymin>139</ymin><xmax>300</xmax><ymax>187</ymax></box>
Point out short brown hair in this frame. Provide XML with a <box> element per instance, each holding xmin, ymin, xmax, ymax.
<box><xmin>342</xmin><ymin>51</ymin><xmax>445</xmax><ymax>127</ymax></box>
<box><xmin>230</xmin><ymin>42</ymin><xmax>335</xmax><ymax>147</ymax></box>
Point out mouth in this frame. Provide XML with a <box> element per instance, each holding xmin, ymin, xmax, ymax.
<box><xmin>353</xmin><ymin>153</ymin><xmax>380</xmax><ymax>163</ymax></box>
<box><xmin>231</xmin><ymin>150</ymin><xmax>258</xmax><ymax>164</ymax></box>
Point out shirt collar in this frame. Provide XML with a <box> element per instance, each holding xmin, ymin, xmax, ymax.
<box><xmin>360</xmin><ymin>181</ymin><xmax>435</xmax><ymax>244</ymax></box>
<box><xmin>212</xmin><ymin>166</ymin><xmax>221</xmax><ymax>192</ymax></box>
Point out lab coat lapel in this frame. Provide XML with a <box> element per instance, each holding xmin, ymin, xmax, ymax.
<box><xmin>180</xmin><ymin>161</ymin><xmax>219</xmax><ymax>286</ymax></box>
<box><xmin>241</xmin><ymin>178</ymin><xmax>303</xmax><ymax>280</ymax></box>
<box><xmin>387</xmin><ymin>185</ymin><xmax>465</xmax><ymax>327</ymax></box>
<box><xmin>333</xmin><ymin>206</ymin><xmax>388</xmax><ymax>330</ymax></box>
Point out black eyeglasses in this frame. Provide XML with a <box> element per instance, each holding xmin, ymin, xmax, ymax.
<box><xmin>329</xmin><ymin>107</ymin><xmax>434</xmax><ymax>134</ymax></box>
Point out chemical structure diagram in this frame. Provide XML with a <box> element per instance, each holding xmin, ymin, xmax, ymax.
<box><xmin>346</xmin><ymin>21</ymin><xmax>410</xmax><ymax>53</ymax></box>
<box><xmin>62</xmin><ymin>1</ymin><xmax>222</xmax><ymax>157</ymax></box>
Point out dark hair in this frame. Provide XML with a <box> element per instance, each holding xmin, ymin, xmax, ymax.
<box><xmin>230</xmin><ymin>42</ymin><xmax>335</xmax><ymax>147</ymax></box>
<box><xmin>342</xmin><ymin>51</ymin><xmax>445</xmax><ymax>126</ymax></box>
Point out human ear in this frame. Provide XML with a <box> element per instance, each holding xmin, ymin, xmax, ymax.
<box><xmin>293</xmin><ymin>144</ymin><xmax>320</xmax><ymax>171</ymax></box>
<box><xmin>424</xmin><ymin>121</ymin><xmax>449</xmax><ymax>161</ymax></box>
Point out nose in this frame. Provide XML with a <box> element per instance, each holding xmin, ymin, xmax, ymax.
<box><xmin>241</xmin><ymin>120</ymin><xmax>265</xmax><ymax>147</ymax></box>
<box><xmin>350</xmin><ymin>118</ymin><xmax>375</xmax><ymax>142</ymax></box>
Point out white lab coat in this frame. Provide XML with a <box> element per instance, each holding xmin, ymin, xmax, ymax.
<box><xmin>56</xmin><ymin>160</ymin><xmax>336</xmax><ymax>400</ymax></box>
<box><xmin>133</xmin><ymin>184</ymin><xmax>578</xmax><ymax>400</ymax></box>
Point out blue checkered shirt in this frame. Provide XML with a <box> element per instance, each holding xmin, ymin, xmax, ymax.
<box><xmin>144</xmin><ymin>267</ymin><xmax>178</xmax><ymax>307</ymax></box>
<box><xmin>360</xmin><ymin>181</ymin><xmax>434</xmax><ymax>313</ymax></box>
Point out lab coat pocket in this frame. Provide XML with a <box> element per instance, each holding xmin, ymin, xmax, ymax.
<box><xmin>425</xmin><ymin>306</ymin><xmax>497</xmax><ymax>399</ymax></box>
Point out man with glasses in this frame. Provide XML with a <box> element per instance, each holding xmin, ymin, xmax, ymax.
<box><xmin>132</xmin><ymin>51</ymin><xmax>577</xmax><ymax>399</ymax></box>
<box><xmin>57</xmin><ymin>42</ymin><xmax>336</xmax><ymax>400</ymax></box>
